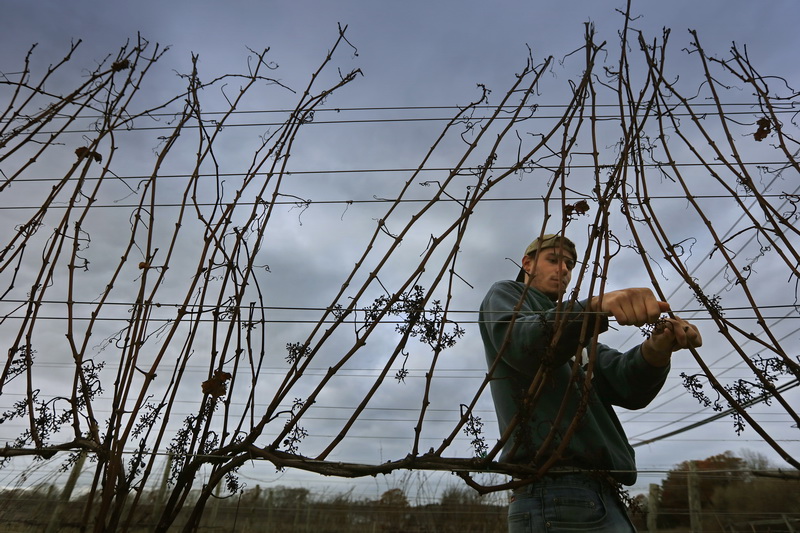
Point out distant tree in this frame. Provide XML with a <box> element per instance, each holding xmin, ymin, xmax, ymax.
<box><xmin>435</xmin><ymin>484</ymin><xmax>505</xmax><ymax>533</ymax></box>
<box><xmin>712</xmin><ymin>476</ymin><xmax>800</xmax><ymax>528</ymax></box>
<box><xmin>267</xmin><ymin>486</ymin><xmax>310</xmax><ymax>510</ymax></box>
<box><xmin>378</xmin><ymin>488</ymin><xmax>409</xmax><ymax>508</ymax></box>
<box><xmin>374</xmin><ymin>488</ymin><xmax>411</xmax><ymax>532</ymax></box>
<box><xmin>658</xmin><ymin>451</ymin><xmax>747</xmax><ymax>529</ymax></box>
<box><xmin>440</xmin><ymin>484</ymin><xmax>481</xmax><ymax>507</ymax></box>
<box><xmin>739</xmin><ymin>448</ymin><xmax>773</xmax><ymax>471</ymax></box>
<box><xmin>629</xmin><ymin>493</ymin><xmax>649</xmax><ymax>531</ymax></box>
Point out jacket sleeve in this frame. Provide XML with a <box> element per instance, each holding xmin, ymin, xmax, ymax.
<box><xmin>479</xmin><ymin>280</ymin><xmax>608</xmax><ymax>378</ymax></box>
<box><xmin>591</xmin><ymin>343</ymin><xmax>671</xmax><ymax>409</ymax></box>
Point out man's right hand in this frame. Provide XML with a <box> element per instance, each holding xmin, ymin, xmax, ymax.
<box><xmin>589</xmin><ymin>288</ymin><xmax>670</xmax><ymax>327</ymax></box>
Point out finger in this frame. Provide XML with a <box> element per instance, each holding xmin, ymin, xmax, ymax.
<box><xmin>647</xmin><ymin>321</ymin><xmax>675</xmax><ymax>353</ymax></box>
<box><xmin>668</xmin><ymin>320</ymin><xmax>688</xmax><ymax>348</ymax></box>
<box><xmin>633</xmin><ymin>290</ymin><xmax>663</xmax><ymax>326</ymax></box>
<box><xmin>643</xmin><ymin>296</ymin><xmax>665</xmax><ymax>324</ymax></box>
<box><xmin>653</xmin><ymin>319</ymin><xmax>675</xmax><ymax>341</ymax></box>
<box><xmin>686</xmin><ymin>324</ymin><xmax>703</xmax><ymax>348</ymax></box>
<box><xmin>614</xmin><ymin>297</ymin><xmax>635</xmax><ymax>326</ymax></box>
<box><xmin>666</xmin><ymin>318</ymin><xmax>702</xmax><ymax>349</ymax></box>
<box><xmin>600</xmin><ymin>293</ymin><xmax>629</xmax><ymax>325</ymax></box>
<box><xmin>611</xmin><ymin>306</ymin><xmax>630</xmax><ymax>326</ymax></box>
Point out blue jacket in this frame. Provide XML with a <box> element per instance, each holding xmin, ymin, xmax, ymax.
<box><xmin>479</xmin><ymin>280</ymin><xmax>670</xmax><ymax>485</ymax></box>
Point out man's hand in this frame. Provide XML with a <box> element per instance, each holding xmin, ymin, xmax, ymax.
<box><xmin>589</xmin><ymin>288</ymin><xmax>670</xmax><ymax>326</ymax></box>
<box><xmin>642</xmin><ymin>317</ymin><xmax>703</xmax><ymax>366</ymax></box>
<box><xmin>589</xmin><ymin>288</ymin><xmax>702</xmax><ymax>365</ymax></box>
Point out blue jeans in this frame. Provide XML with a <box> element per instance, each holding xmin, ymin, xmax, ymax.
<box><xmin>508</xmin><ymin>474</ymin><xmax>636</xmax><ymax>532</ymax></box>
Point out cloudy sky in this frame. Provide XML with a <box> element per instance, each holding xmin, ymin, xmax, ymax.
<box><xmin>1</xmin><ymin>0</ymin><xmax>799</xmax><ymax>504</ymax></box>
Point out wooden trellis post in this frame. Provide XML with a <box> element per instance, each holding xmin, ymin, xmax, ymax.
<box><xmin>647</xmin><ymin>483</ymin><xmax>660</xmax><ymax>532</ymax></box>
<box><xmin>688</xmin><ymin>461</ymin><xmax>703</xmax><ymax>533</ymax></box>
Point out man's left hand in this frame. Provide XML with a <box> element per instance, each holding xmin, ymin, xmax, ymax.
<box><xmin>642</xmin><ymin>317</ymin><xmax>702</xmax><ymax>366</ymax></box>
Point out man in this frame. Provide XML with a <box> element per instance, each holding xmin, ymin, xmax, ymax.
<box><xmin>479</xmin><ymin>234</ymin><xmax>701</xmax><ymax>532</ymax></box>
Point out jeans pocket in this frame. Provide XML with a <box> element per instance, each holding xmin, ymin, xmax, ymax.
<box><xmin>508</xmin><ymin>510</ymin><xmax>532</xmax><ymax>533</ymax></box>
<box><xmin>542</xmin><ymin>486</ymin><xmax>608</xmax><ymax>527</ymax></box>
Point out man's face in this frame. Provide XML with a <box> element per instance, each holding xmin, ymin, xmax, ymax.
<box><xmin>521</xmin><ymin>246</ymin><xmax>576</xmax><ymax>299</ymax></box>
